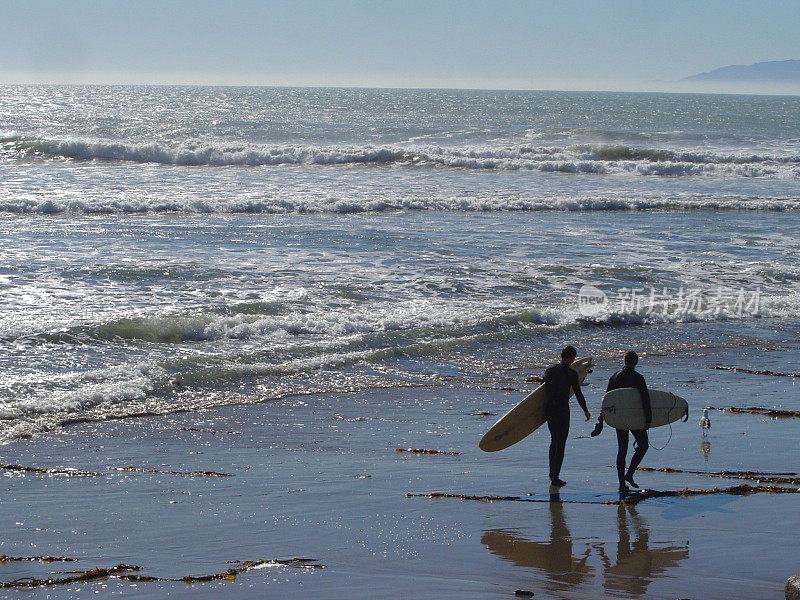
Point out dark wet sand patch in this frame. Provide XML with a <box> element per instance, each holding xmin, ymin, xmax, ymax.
<box><xmin>394</xmin><ymin>448</ymin><xmax>462</xmax><ymax>456</ymax></box>
<box><xmin>1</xmin><ymin>558</ymin><xmax>324</xmax><ymax>589</ymax></box>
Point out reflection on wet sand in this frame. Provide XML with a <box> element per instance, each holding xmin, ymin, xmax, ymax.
<box><xmin>482</xmin><ymin>497</ymin><xmax>592</xmax><ymax>591</ymax></box>
<box><xmin>597</xmin><ymin>504</ymin><xmax>689</xmax><ymax>596</ymax></box>
<box><xmin>701</xmin><ymin>438</ymin><xmax>711</xmax><ymax>462</ymax></box>
<box><xmin>482</xmin><ymin>495</ymin><xmax>689</xmax><ymax>597</ymax></box>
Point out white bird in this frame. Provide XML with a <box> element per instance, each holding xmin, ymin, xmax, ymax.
<box><xmin>700</xmin><ymin>408</ymin><xmax>711</xmax><ymax>436</ymax></box>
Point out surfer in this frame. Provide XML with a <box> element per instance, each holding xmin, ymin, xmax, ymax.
<box><xmin>591</xmin><ymin>350</ymin><xmax>651</xmax><ymax>492</ymax></box>
<box><xmin>543</xmin><ymin>345</ymin><xmax>591</xmax><ymax>487</ymax></box>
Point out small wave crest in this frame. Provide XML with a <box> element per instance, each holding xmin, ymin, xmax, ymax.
<box><xmin>2</xmin><ymin>193</ymin><xmax>799</xmax><ymax>215</ymax></box>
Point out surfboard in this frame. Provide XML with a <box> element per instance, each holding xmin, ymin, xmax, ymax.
<box><xmin>601</xmin><ymin>388</ymin><xmax>688</xmax><ymax>430</ymax></box>
<box><xmin>478</xmin><ymin>357</ymin><xmax>593</xmax><ymax>452</ymax></box>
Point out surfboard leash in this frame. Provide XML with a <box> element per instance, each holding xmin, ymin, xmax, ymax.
<box><xmin>648</xmin><ymin>421</ymin><xmax>673</xmax><ymax>451</ymax></box>
<box><xmin>648</xmin><ymin>393</ymin><xmax>679</xmax><ymax>452</ymax></box>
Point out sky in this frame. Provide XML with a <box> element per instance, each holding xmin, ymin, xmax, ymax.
<box><xmin>1</xmin><ymin>0</ymin><xmax>799</xmax><ymax>92</ymax></box>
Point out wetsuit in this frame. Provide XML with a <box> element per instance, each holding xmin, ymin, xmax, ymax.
<box><xmin>607</xmin><ymin>366</ymin><xmax>652</xmax><ymax>485</ymax></box>
<box><xmin>543</xmin><ymin>363</ymin><xmax>588</xmax><ymax>483</ymax></box>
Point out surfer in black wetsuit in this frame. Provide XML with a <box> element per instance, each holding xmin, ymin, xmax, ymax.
<box><xmin>591</xmin><ymin>350</ymin><xmax>651</xmax><ymax>492</ymax></box>
<box><xmin>543</xmin><ymin>345</ymin><xmax>591</xmax><ymax>487</ymax></box>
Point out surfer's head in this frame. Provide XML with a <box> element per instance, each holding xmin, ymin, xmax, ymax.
<box><xmin>560</xmin><ymin>345</ymin><xmax>577</xmax><ymax>363</ymax></box>
<box><xmin>624</xmin><ymin>350</ymin><xmax>638</xmax><ymax>366</ymax></box>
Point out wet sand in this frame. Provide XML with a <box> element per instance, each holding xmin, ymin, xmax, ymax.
<box><xmin>2</xmin><ymin>347</ymin><xmax>799</xmax><ymax>599</ymax></box>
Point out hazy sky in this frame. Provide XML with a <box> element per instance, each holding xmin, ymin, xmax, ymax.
<box><xmin>1</xmin><ymin>0</ymin><xmax>799</xmax><ymax>91</ymax></box>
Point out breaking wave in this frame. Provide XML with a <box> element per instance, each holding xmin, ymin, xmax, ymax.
<box><xmin>4</xmin><ymin>134</ymin><xmax>800</xmax><ymax>177</ymax></box>
<box><xmin>13</xmin><ymin>287</ymin><xmax>790</xmax><ymax>351</ymax></box>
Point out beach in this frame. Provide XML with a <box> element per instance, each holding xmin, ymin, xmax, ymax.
<box><xmin>3</xmin><ymin>334</ymin><xmax>800</xmax><ymax>598</ymax></box>
<box><xmin>2</xmin><ymin>86</ymin><xmax>800</xmax><ymax>598</ymax></box>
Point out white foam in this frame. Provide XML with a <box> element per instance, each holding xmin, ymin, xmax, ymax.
<box><xmin>0</xmin><ymin>363</ymin><xmax>158</xmax><ymax>421</ymax></box>
<box><xmin>1</xmin><ymin>191</ymin><xmax>799</xmax><ymax>215</ymax></box>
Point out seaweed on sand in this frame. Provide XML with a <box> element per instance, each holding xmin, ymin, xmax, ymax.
<box><xmin>713</xmin><ymin>366</ymin><xmax>799</xmax><ymax>378</ymax></box>
<box><xmin>111</xmin><ymin>466</ymin><xmax>233</xmax><ymax>477</ymax></box>
<box><xmin>610</xmin><ymin>484</ymin><xmax>800</xmax><ymax>505</ymax></box>
<box><xmin>707</xmin><ymin>405</ymin><xmax>800</xmax><ymax>418</ymax></box>
<box><xmin>181</xmin><ymin>427</ymin><xmax>242</xmax><ymax>435</ymax></box>
<box><xmin>639</xmin><ymin>466</ymin><xmax>800</xmax><ymax>485</ymax></box>
<box><xmin>407</xmin><ymin>492</ymin><xmax>522</xmax><ymax>502</ymax></box>
<box><xmin>0</xmin><ymin>564</ymin><xmax>142</xmax><ymax>588</ymax></box>
<box><xmin>480</xmin><ymin>386</ymin><xmax>524</xmax><ymax>391</ymax></box>
<box><xmin>394</xmin><ymin>448</ymin><xmax>462</xmax><ymax>456</ymax></box>
<box><xmin>0</xmin><ymin>559</ymin><xmax>324</xmax><ymax>588</ymax></box>
<box><xmin>407</xmin><ymin>492</ymin><xmax>610</xmax><ymax>504</ymax></box>
<box><xmin>0</xmin><ymin>555</ymin><xmax>77</xmax><ymax>564</ymax></box>
<box><xmin>408</xmin><ymin>484</ymin><xmax>800</xmax><ymax>506</ymax></box>
<box><xmin>0</xmin><ymin>463</ymin><xmax>233</xmax><ymax>478</ymax></box>
<box><xmin>160</xmin><ymin>559</ymin><xmax>325</xmax><ymax>583</ymax></box>
<box><xmin>0</xmin><ymin>463</ymin><xmax>100</xmax><ymax>476</ymax></box>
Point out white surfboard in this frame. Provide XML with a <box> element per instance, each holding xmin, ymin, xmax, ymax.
<box><xmin>601</xmin><ymin>388</ymin><xmax>688</xmax><ymax>430</ymax></box>
<box><xmin>479</xmin><ymin>357</ymin><xmax>593</xmax><ymax>452</ymax></box>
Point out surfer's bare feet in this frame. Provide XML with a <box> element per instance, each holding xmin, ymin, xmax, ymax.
<box><xmin>590</xmin><ymin>421</ymin><xmax>603</xmax><ymax>437</ymax></box>
<box><xmin>624</xmin><ymin>474</ymin><xmax>639</xmax><ymax>488</ymax></box>
<box><xmin>551</xmin><ymin>478</ymin><xmax>567</xmax><ymax>487</ymax></box>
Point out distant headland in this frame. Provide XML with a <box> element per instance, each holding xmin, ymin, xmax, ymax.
<box><xmin>683</xmin><ymin>59</ymin><xmax>800</xmax><ymax>84</ymax></box>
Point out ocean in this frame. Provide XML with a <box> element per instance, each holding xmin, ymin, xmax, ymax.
<box><xmin>2</xmin><ymin>86</ymin><xmax>798</xmax><ymax>442</ymax></box>
<box><xmin>1</xmin><ymin>86</ymin><xmax>800</xmax><ymax>598</ymax></box>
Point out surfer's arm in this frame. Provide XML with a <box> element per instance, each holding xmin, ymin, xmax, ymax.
<box><xmin>542</xmin><ymin>366</ymin><xmax>554</xmax><ymax>410</ymax></box>
<box><xmin>572</xmin><ymin>372</ymin><xmax>591</xmax><ymax>420</ymax></box>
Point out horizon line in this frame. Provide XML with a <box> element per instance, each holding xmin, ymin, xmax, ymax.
<box><xmin>1</xmin><ymin>80</ymin><xmax>799</xmax><ymax>99</ymax></box>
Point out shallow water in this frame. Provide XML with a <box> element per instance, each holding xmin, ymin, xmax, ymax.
<box><xmin>1</xmin><ymin>210</ymin><xmax>799</xmax><ymax>443</ymax></box>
